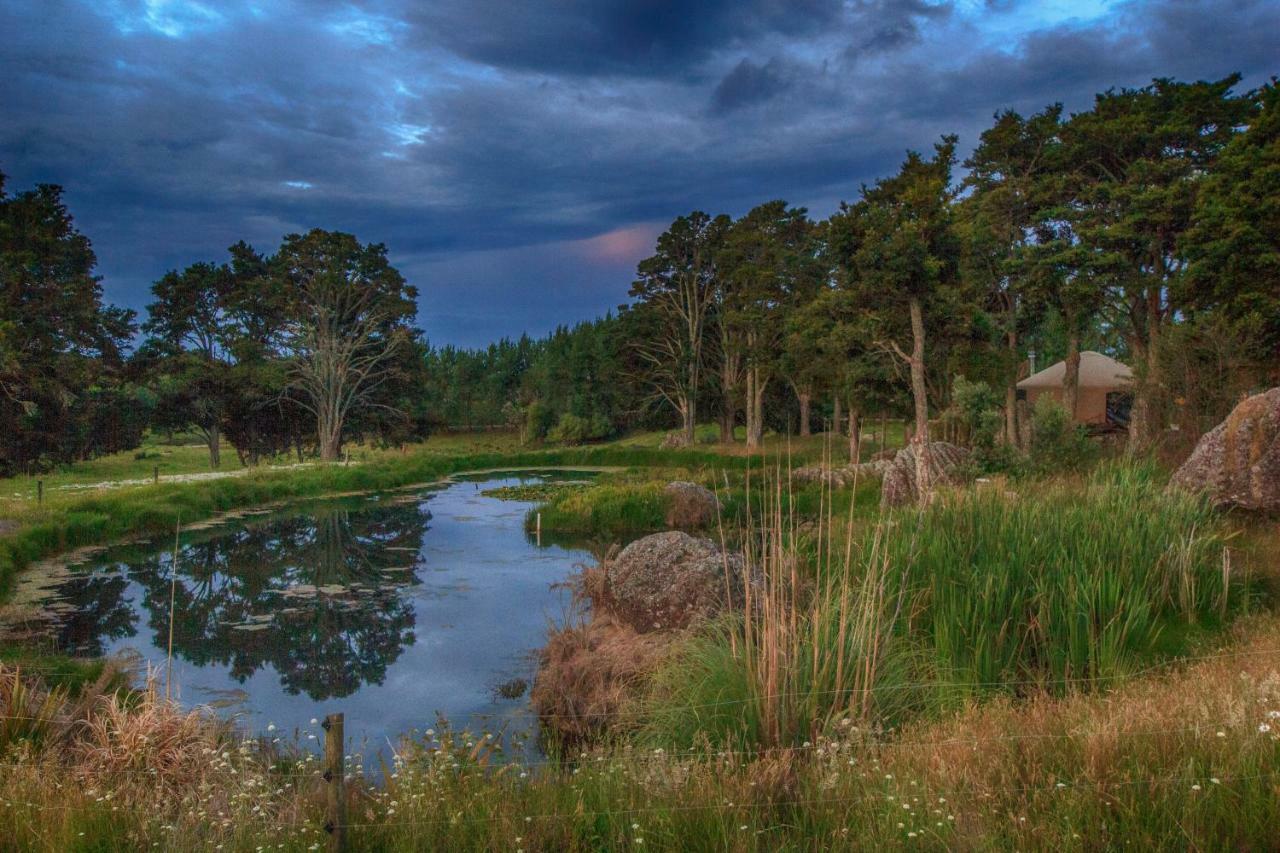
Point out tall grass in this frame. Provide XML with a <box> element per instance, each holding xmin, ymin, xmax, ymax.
<box><xmin>645</xmin><ymin>462</ymin><xmax>1238</xmax><ymax>749</ymax></box>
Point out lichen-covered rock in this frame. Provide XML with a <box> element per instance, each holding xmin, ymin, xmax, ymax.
<box><xmin>1172</xmin><ymin>388</ymin><xmax>1280</xmax><ymax>511</ymax></box>
<box><xmin>793</xmin><ymin>461</ymin><xmax>892</xmax><ymax>488</ymax></box>
<box><xmin>602</xmin><ymin>531</ymin><xmax>746</xmax><ymax>632</ymax></box>
<box><xmin>663</xmin><ymin>481</ymin><xmax>719</xmax><ymax>528</ymax></box>
<box><xmin>880</xmin><ymin>441</ymin><xmax>971</xmax><ymax>507</ymax></box>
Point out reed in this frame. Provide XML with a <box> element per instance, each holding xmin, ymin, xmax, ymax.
<box><xmin>644</xmin><ymin>461</ymin><xmax>1238</xmax><ymax>749</ymax></box>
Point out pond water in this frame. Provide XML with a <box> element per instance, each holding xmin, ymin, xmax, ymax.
<box><xmin>31</xmin><ymin>472</ymin><xmax>603</xmax><ymax>759</ymax></box>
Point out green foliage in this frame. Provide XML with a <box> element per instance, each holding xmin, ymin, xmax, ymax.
<box><xmin>1029</xmin><ymin>395</ymin><xmax>1096</xmax><ymax>473</ymax></box>
<box><xmin>0</xmin><ymin>176</ymin><xmax>138</xmax><ymax>475</ymax></box>
<box><xmin>547</xmin><ymin>412</ymin><xmax>612</xmax><ymax>445</ymax></box>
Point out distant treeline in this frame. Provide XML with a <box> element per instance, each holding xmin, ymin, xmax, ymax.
<box><xmin>1</xmin><ymin>73</ymin><xmax>1276</xmax><ymax>474</ymax></box>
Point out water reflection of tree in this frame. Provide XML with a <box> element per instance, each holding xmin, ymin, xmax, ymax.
<box><xmin>54</xmin><ymin>572</ymin><xmax>136</xmax><ymax>656</ymax></box>
<box><xmin>58</xmin><ymin>499</ymin><xmax>431</xmax><ymax>700</ymax></box>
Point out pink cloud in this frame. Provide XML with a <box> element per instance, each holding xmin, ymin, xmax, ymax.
<box><xmin>574</xmin><ymin>223</ymin><xmax>662</xmax><ymax>266</ymax></box>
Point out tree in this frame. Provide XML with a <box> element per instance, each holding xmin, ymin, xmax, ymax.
<box><xmin>962</xmin><ymin>106</ymin><xmax>1063</xmax><ymax>442</ymax></box>
<box><xmin>0</xmin><ymin>173</ymin><xmax>136</xmax><ymax>473</ymax></box>
<box><xmin>275</xmin><ymin>229</ymin><xmax>418</xmax><ymax>462</ymax></box>
<box><xmin>142</xmin><ymin>262</ymin><xmax>237</xmax><ymax>467</ymax></box>
<box><xmin>629</xmin><ymin>212</ymin><xmax>729</xmax><ymax>444</ymax></box>
<box><xmin>1182</xmin><ymin>79</ymin><xmax>1280</xmax><ymax>373</ymax></box>
<box><xmin>719</xmin><ymin>201</ymin><xmax>821</xmax><ymax>449</ymax></box>
<box><xmin>1058</xmin><ymin>76</ymin><xmax>1255</xmax><ymax>448</ymax></box>
<box><xmin>841</xmin><ymin>138</ymin><xmax>962</xmax><ymax>499</ymax></box>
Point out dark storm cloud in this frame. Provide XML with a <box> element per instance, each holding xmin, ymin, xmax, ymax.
<box><xmin>1</xmin><ymin>0</ymin><xmax>1276</xmax><ymax>347</ymax></box>
<box><xmin>710</xmin><ymin>58</ymin><xmax>799</xmax><ymax>114</ymax></box>
<box><xmin>401</xmin><ymin>0</ymin><xmax>844</xmax><ymax>78</ymax></box>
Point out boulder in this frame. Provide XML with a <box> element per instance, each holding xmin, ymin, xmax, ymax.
<box><xmin>602</xmin><ymin>531</ymin><xmax>747</xmax><ymax>632</ymax></box>
<box><xmin>880</xmin><ymin>441</ymin><xmax>971</xmax><ymax>507</ymax></box>
<box><xmin>663</xmin><ymin>481</ymin><xmax>719</xmax><ymax>528</ymax></box>
<box><xmin>1171</xmin><ymin>388</ymin><xmax>1280</xmax><ymax>511</ymax></box>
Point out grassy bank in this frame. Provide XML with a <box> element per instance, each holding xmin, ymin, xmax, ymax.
<box><xmin>2</xmin><ymin>432</ymin><xmax>1278</xmax><ymax>850</ymax></box>
<box><xmin>530</xmin><ymin>468</ymin><xmax>882</xmax><ymax>538</ymax></box>
<box><xmin>3</xmin><ymin>613</ymin><xmax>1279</xmax><ymax>850</ymax></box>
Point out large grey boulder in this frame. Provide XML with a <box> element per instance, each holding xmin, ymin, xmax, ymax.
<box><xmin>880</xmin><ymin>441</ymin><xmax>971</xmax><ymax>507</ymax></box>
<box><xmin>663</xmin><ymin>481</ymin><xmax>719</xmax><ymax>528</ymax></box>
<box><xmin>1172</xmin><ymin>388</ymin><xmax>1280</xmax><ymax>511</ymax></box>
<box><xmin>601</xmin><ymin>531</ymin><xmax>747</xmax><ymax>633</ymax></box>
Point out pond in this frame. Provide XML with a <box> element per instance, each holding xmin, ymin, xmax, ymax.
<box><xmin>24</xmin><ymin>472</ymin><xmax>606</xmax><ymax>759</ymax></box>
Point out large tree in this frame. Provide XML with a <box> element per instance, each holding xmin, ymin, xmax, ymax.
<box><xmin>142</xmin><ymin>261</ymin><xmax>237</xmax><ymax>467</ymax></box>
<box><xmin>961</xmin><ymin>106</ymin><xmax>1064</xmax><ymax>441</ymax></box>
<box><xmin>275</xmin><ymin>229</ymin><xmax>418</xmax><ymax>462</ymax></box>
<box><xmin>629</xmin><ymin>212</ymin><xmax>729</xmax><ymax>445</ymax></box>
<box><xmin>840</xmin><ymin>138</ymin><xmax>962</xmax><ymax>499</ymax></box>
<box><xmin>1059</xmin><ymin>76</ymin><xmax>1255</xmax><ymax>448</ymax></box>
<box><xmin>719</xmin><ymin>201</ymin><xmax>821</xmax><ymax>449</ymax></box>
<box><xmin>0</xmin><ymin>173</ymin><xmax>137</xmax><ymax>473</ymax></box>
<box><xmin>1181</xmin><ymin>79</ymin><xmax>1280</xmax><ymax>373</ymax></box>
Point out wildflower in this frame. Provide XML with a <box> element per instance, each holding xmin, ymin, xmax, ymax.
<box><xmin>1211</xmin><ymin>777</ymin><xmax>1221</xmax><ymax>785</ymax></box>
<box><xmin>1260</xmin><ymin>723</ymin><xmax>1272</xmax><ymax>734</ymax></box>
<box><xmin>1216</xmin><ymin>731</ymin><xmax>1226</xmax><ymax>738</ymax></box>
<box><xmin>1191</xmin><ymin>784</ymin><xmax>1201</xmax><ymax>791</ymax></box>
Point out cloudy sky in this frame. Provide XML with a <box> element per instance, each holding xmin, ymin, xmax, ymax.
<box><xmin>2</xmin><ymin>1</ymin><xmax>1275</xmax><ymax>347</ymax></box>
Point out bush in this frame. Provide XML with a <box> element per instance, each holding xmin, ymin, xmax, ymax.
<box><xmin>524</xmin><ymin>402</ymin><xmax>556</xmax><ymax>442</ymax></box>
<box><xmin>547</xmin><ymin>412</ymin><xmax>611</xmax><ymax>445</ymax></box>
<box><xmin>950</xmin><ymin>376</ymin><xmax>1002</xmax><ymax>450</ymax></box>
<box><xmin>1030</xmin><ymin>395</ymin><xmax>1097</xmax><ymax>473</ymax></box>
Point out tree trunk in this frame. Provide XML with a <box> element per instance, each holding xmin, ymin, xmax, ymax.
<box><xmin>746</xmin><ymin>368</ymin><xmax>766</xmax><ymax>450</ymax></box>
<box><xmin>832</xmin><ymin>397</ymin><xmax>842</xmax><ymax>440</ymax></box>
<box><xmin>907</xmin><ymin>297</ymin><xmax>932</xmax><ymax>503</ymax></box>
<box><xmin>848</xmin><ymin>405</ymin><xmax>861</xmax><ymax>463</ymax></box>
<box><xmin>684</xmin><ymin>362</ymin><xmax>698</xmax><ymax>445</ymax></box>
<box><xmin>1063</xmin><ymin>333</ymin><xmax>1081</xmax><ymax>423</ymax></box>
<box><xmin>207</xmin><ymin>423</ymin><xmax>221</xmax><ymax>470</ymax></box>
<box><xmin>720</xmin><ymin>349</ymin><xmax>741</xmax><ymax>445</ymax></box>
<box><xmin>719</xmin><ymin>412</ymin><xmax>735</xmax><ymax>444</ymax></box>
<box><xmin>1004</xmin><ymin>329</ymin><xmax>1019</xmax><ymax>447</ymax></box>
<box><xmin>797</xmin><ymin>390</ymin><xmax>811</xmax><ymax>438</ymax></box>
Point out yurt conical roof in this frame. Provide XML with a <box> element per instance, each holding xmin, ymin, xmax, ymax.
<box><xmin>1016</xmin><ymin>351</ymin><xmax>1133</xmax><ymax>390</ymax></box>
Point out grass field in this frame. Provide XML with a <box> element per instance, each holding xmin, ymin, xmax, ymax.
<box><xmin>1</xmin><ymin>425</ymin><xmax>1278</xmax><ymax>850</ymax></box>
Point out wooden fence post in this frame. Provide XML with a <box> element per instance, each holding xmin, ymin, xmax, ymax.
<box><xmin>323</xmin><ymin>712</ymin><xmax>347</xmax><ymax>852</ymax></box>
<box><xmin>154</xmin><ymin>465</ymin><xmax>159</xmax><ymax>484</ymax></box>
<box><xmin>36</xmin><ymin>479</ymin><xmax>42</xmax><ymax>505</ymax></box>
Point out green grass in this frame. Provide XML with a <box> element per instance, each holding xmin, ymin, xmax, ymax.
<box><xmin>642</xmin><ymin>463</ymin><xmax>1241</xmax><ymax>749</ymax></box>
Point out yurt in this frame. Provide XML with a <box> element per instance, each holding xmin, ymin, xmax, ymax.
<box><xmin>1016</xmin><ymin>351</ymin><xmax>1133</xmax><ymax>427</ymax></box>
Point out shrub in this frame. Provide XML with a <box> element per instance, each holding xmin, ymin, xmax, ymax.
<box><xmin>547</xmin><ymin>412</ymin><xmax>611</xmax><ymax>445</ymax></box>
<box><xmin>1030</xmin><ymin>395</ymin><xmax>1097</xmax><ymax>472</ymax></box>
<box><xmin>524</xmin><ymin>402</ymin><xmax>555</xmax><ymax>441</ymax></box>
